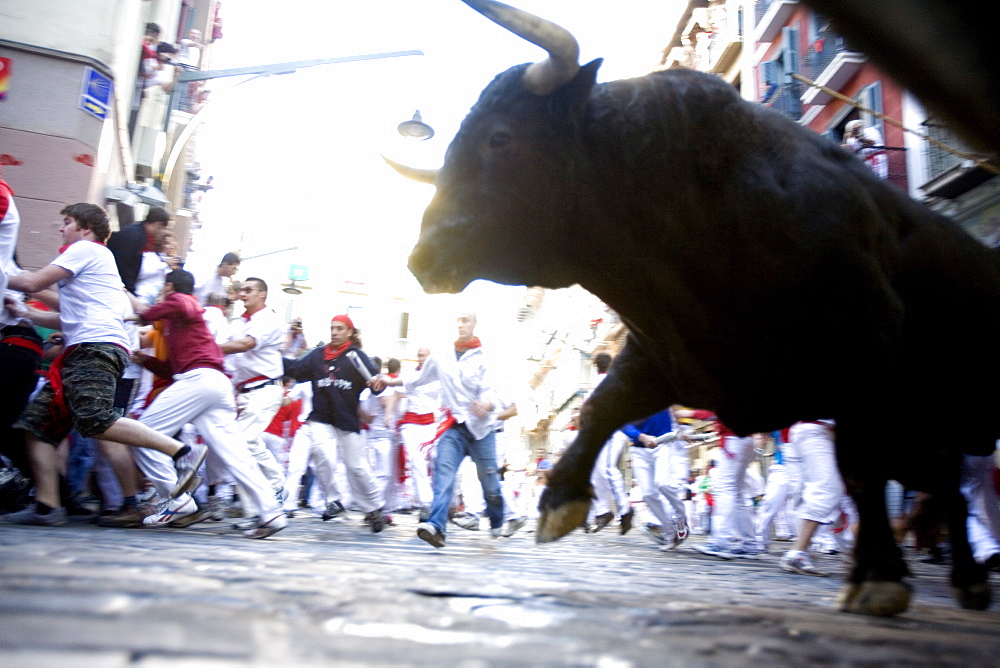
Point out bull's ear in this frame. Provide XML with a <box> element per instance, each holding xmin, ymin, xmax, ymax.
<box><xmin>554</xmin><ymin>58</ymin><xmax>602</xmax><ymax>112</ymax></box>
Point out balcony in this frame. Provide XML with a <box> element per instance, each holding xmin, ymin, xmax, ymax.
<box><xmin>799</xmin><ymin>28</ymin><xmax>866</xmax><ymax>105</ymax></box>
<box><xmin>753</xmin><ymin>0</ymin><xmax>798</xmax><ymax>43</ymax></box>
<box><xmin>920</xmin><ymin>119</ymin><xmax>996</xmax><ymax>200</ymax></box>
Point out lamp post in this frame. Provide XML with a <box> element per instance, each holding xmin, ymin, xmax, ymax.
<box><xmin>159</xmin><ymin>49</ymin><xmax>424</xmax><ymax>197</ymax></box>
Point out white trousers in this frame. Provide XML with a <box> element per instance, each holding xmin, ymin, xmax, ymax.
<box><xmin>298</xmin><ymin>421</ymin><xmax>384</xmax><ymax>514</ymax></box>
<box><xmin>962</xmin><ymin>453</ymin><xmax>1000</xmax><ymax>563</ymax></box>
<box><xmin>710</xmin><ymin>435</ymin><xmax>756</xmax><ymax>545</ymax></box>
<box><xmin>367</xmin><ymin>432</ymin><xmax>400</xmax><ymax>512</ymax></box>
<box><xmin>590</xmin><ymin>433</ymin><xmax>630</xmax><ymax>518</ymax></box>
<box><xmin>399</xmin><ymin>421</ymin><xmax>436</xmax><ymax>508</ymax></box>
<box><xmin>631</xmin><ymin>443</ymin><xmax>686</xmax><ymax>531</ymax></box>
<box><xmin>283</xmin><ymin>423</ymin><xmax>313</xmax><ymax>511</ymax></box>
<box><xmin>789</xmin><ymin>422</ymin><xmax>844</xmax><ymax>525</ymax></box>
<box><xmin>755</xmin><ymin>464</ymin><xmax>796</xmax><ymax>545</ymax></box>
<box><xmin>131</xmin><ymin>367</ymin><xmax>279</xmax><ymax>519</ymax></box>
<box><xmin>235</xmin><ymin>384</ymin><xmax>286</xmax><ymax>495</ymax></box>
<box><xmin>261</xmin><ymin>431</ymin><xmax>290</xmax><ymax>473</ymax></box>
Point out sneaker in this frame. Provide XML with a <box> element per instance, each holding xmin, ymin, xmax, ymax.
<box><xmin>365</xmin><ymin>509</ymin><xmax>386</xmax><ymax>533</ymax></box>
<box><xmin>502</xmin><ymin>516</ymin><xmax>527</xmax><ymax>537</ymax></box>
<box><xmin>244</xmin><ymin>513</ymin><xmax>287</xmax><ymax>539</ymax></box>
<box><xmin>170</xmin><ymin>443</ymin><xmax>207</xmax><ymax>498</ymax></box>
<box><xmin>591</xmin><ymin>512</ymin><xmax>614</xmax><ymax>533</ymax></box>
<box><xmin>450</xmin><ymin>512</ymin><xmax>481</xmax><ymax>531</ymax></box>
<box><xmin>659</xmin><ymin>533</ymin><xmax>679</xmax><ymax>552</ymax></box>
<box><xmin>490</xmin><ymin>526</ymin><xmax>503</xmax><ymax>538</ymax></box>
<box><xmin>676</xmin><ymin>521</ymin><xmax>690</xmax><ymax>543</ymax></box>
<box><xmin>96</xmin><ymin>505</ymin><xmax>149</xmax><ymax>528</ymax></box>
<box><xmin>322</xmin><ymin>500</ymin><xmax>346</xmax><ymax>522</ymax></box>
<box><xmin>143</xmin><ymin>495</ymin><xmax>197</xmax><ymax>526</ymax></box>
<box><xmin>233</xmin><ymin>516</ymin><xmax>259</xmax><ymax>530</ymax></box>
<box><xmin>694</xmin><ymin>542</ymin><xmax>734</xmax><ymax>560</ymax></box>
<box><xmin>1</xmin><ymin>504</ymin><xmax>68</xmax><ymax>526</ymax></box>
<box><xmin>416</xmin><ymin>521</ymin><xmax>446</xmax><ymax>548</ymax></box>
<box><xmin>619</xmin><ymin>508</ymin><xmax>635</xmax><ymax>535</ymax></box>
<box><xmin>780</xmin><ymin>550</ymin><xmax>828</xmax><ymax>576</ymax></box>
<box><xmin>418</xmin><ymin>506</ymin><xmax>430</xmax><ymax>522</ymax></box>
<box><xmin>642</xmin><ymin>523</ymin><xmax>669</xmax><ymax>545</ymax></box>
<box><xmin>208</xmin><ymin>496</ymin><xmax>225</xmax><ymax>521</ymax></box>
<box><xmin>727</xmin><ymin>545</ymin><xmax>761</xmax><ymax>560</ymax></box>
<box><xmin>169</xmin><ymin>507</ymin><xmax>210</xmax><ymax>528</ymax></box>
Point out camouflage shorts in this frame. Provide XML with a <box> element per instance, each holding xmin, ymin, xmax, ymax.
<box><xmin>14</xmin><ymin>343</ymin><xmax>127</xmax><ymax>445</ymax></box>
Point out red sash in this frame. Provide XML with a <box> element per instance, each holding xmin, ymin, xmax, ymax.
<box><xmin>398</xmin><ymin>411</ymin><xmax>435</xmax><ymax>426</ymax></box>
<box><xmin>46</xmin><ymin>344</ymin><xmax>79</xmax><ymax>437</ymax></box>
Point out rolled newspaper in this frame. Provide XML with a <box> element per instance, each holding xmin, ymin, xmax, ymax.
<box><xmin>345</xmin><ymin>350</ymin><xmax>373</xmax><ymax>382</ymax></box>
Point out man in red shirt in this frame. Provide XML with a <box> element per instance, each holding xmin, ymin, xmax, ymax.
<box><xmin>128</xmin><ymin>269</ymin><xmax>285</xmax><ymax>538</ymax></box>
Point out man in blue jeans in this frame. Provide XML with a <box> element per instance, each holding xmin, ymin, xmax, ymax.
<box><xmin>374</xmin><ymin>312</ymin><xmax>503</xmax><ymax>547</ymax></box>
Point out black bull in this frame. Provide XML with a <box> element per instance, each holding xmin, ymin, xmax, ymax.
<box><xmin>387</xmin><ymin>1</ymin><xmax>1000</xmax><ymax>617</ymax></box>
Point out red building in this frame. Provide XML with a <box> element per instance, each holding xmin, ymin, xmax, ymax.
<box><xmin>752</xmin><ymin>1</ymin><xmax>911</xmax><ymax>191</ymax></box>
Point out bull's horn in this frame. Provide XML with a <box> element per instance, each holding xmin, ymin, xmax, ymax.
<box><xmin>382</xmin><ymin>155</ymin><xmax>439</xmax><ymax>185</ymax></box>
<box><xmin>462</xmin><ymin>0</ymin><xmax>580</xmax><ymax>96</ymax></box>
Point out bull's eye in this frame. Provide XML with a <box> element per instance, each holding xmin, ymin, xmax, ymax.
<box><xmin>489</xmin><ymin>131</ymin><xmax>511</xmax><ymax>149</ymax></box>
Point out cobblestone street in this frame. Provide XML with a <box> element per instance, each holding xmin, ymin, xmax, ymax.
<box><xmin>2</xmin><ymin>511</ymin><xmax>999</xmax><ymax>666</ymax></box>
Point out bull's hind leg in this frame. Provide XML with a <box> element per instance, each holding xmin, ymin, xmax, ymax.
<box><xmin>939</xmin><ymin>453</ymin><xmax>991</xmax><ymax>610</ymax></box>
<box><xmin>537</xmin><ymin>338</ymin><xmax>675</xmax><ymax>543</ymax></box>
<box><xmin>834</xmin><ymin>423</ymin><xmax>912</xmax><ymax>616</ymax></box>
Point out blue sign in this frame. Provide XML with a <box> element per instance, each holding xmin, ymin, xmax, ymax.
<box><xmin>79</xmin><ymin>67</ymin><xmax>113</xmax><ymax>120</ymax></box>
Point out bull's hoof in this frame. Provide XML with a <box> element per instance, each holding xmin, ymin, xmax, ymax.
<box><xmin>836</xmin><ymin>580</ymin><xmax>912</xmax><ymax>617</ymax></box>
<box><xmin>535</xmin><ymin>499</ymin><xmax>591</xmax><ymax>543</ymax></box>
<box><xmin>953</xmin><ymin>581</ymin><xmax>991</xmax><ymax>610</ymax></box>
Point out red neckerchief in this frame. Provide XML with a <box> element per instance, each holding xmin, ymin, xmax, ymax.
<box><xmin>240</xmin><ymin>304</ymin><xmax>264</xmax><ymax>320</ymax></box>
<box><xmin>323</xmin><ymin>340</ymin><xmax>352</xmax><ymax>361</ymax></box>
<box><xmin>143</xmin><ymin>227</ymin><xmax>157</xmax><ymax>252</ymax></box>
<box><xmin>387</xmin><ymin>372</ymin><xmax>398</xmax><ymax>378</ymax></box>
<box><xmin>454</xmin><ymin>336</ymin><xmax>482</xmax><ymax>354</ymax></box>
<box><xmin>58</xmin><ymin>239</ymin><xmax>106</xmax><ymax>254</ymax></box>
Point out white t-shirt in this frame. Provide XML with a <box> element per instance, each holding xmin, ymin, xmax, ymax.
<box><xmin>227</xmin><ymin>306</ymin><xmax>284</xmax><ymax>385</ymax></box>
<box><xmin>52</xmin><ymin>240</ymin><xmax>131</xmax><ymax>349</ymax></box>
<box><xmin>1</xmin><ymin>189</ymin><xmax>23</xmax><ymax>327</ymax></box>
<box><xmin>399</xmin><ymin>370</ymin><xmax>440</xmax><ymax>417</ymax></box>
<box><xmin>193</xmin><ymin>269</ymin><xmax>224</xmax><ymax>305</ymax></box>
<box><xmin>134</xmin><ymin>251</ymin><xmax>170</xmax><ymax>304</ymax></box>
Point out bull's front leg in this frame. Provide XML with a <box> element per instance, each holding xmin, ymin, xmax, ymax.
<box><xmin>834</xmin><ymin>419</ymin><xmax>912</xmax><ymax>617</ymax></box>
<box><xmin>537</xmin><ymin>338</ymin><xmax>676</xmax><ymax>543</ymax></box>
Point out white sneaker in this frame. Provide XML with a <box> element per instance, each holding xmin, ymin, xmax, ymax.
<box><xmin>143</xmin><ymin>495</ymin><xmax>197</xmax><ymax>526</ymax></box>
<box><xmin>501</xmin><ymin>516</ymin><xmax>527</xmax><ymax>537</ymax></box>
<box><xmin>780</xmin><ymin>550</ymin><xmax>828</xmax><ymax>576</ymax></box>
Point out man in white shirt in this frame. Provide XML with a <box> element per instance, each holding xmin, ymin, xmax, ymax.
<box><xmin>220</xmin><ymin>277</ymin><xmax>287</xmax><ymax>503</ymax></box>
<box><xmin>193</xmin><ymin>251</ymin><xmax>240</xmax><ymax>305</ymax></box>
<box><xmin>3</xmin><ymin>203</ymin><xmax>201</xmax><ymax>525</ymax></box>
<box><xmin>375</xmin><ymin>312</ymin><xmax>502</xmax><ymax>548</ymax></box>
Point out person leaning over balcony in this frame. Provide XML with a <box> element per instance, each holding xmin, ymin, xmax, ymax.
<box><xmin>842</xmin><ymin>119</ymin><xmax>888</xmax><ymax>179</ymax></box>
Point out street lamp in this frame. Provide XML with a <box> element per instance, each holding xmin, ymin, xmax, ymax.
<box><xmin>159</xmin><ymin>50</ymin><xmax>424</xmax><ymax>196</ymax></box>
<box><xmin>397</xmin><ymin>110</ymin><xmax>434</xmax><ymax>140</ymax></box>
